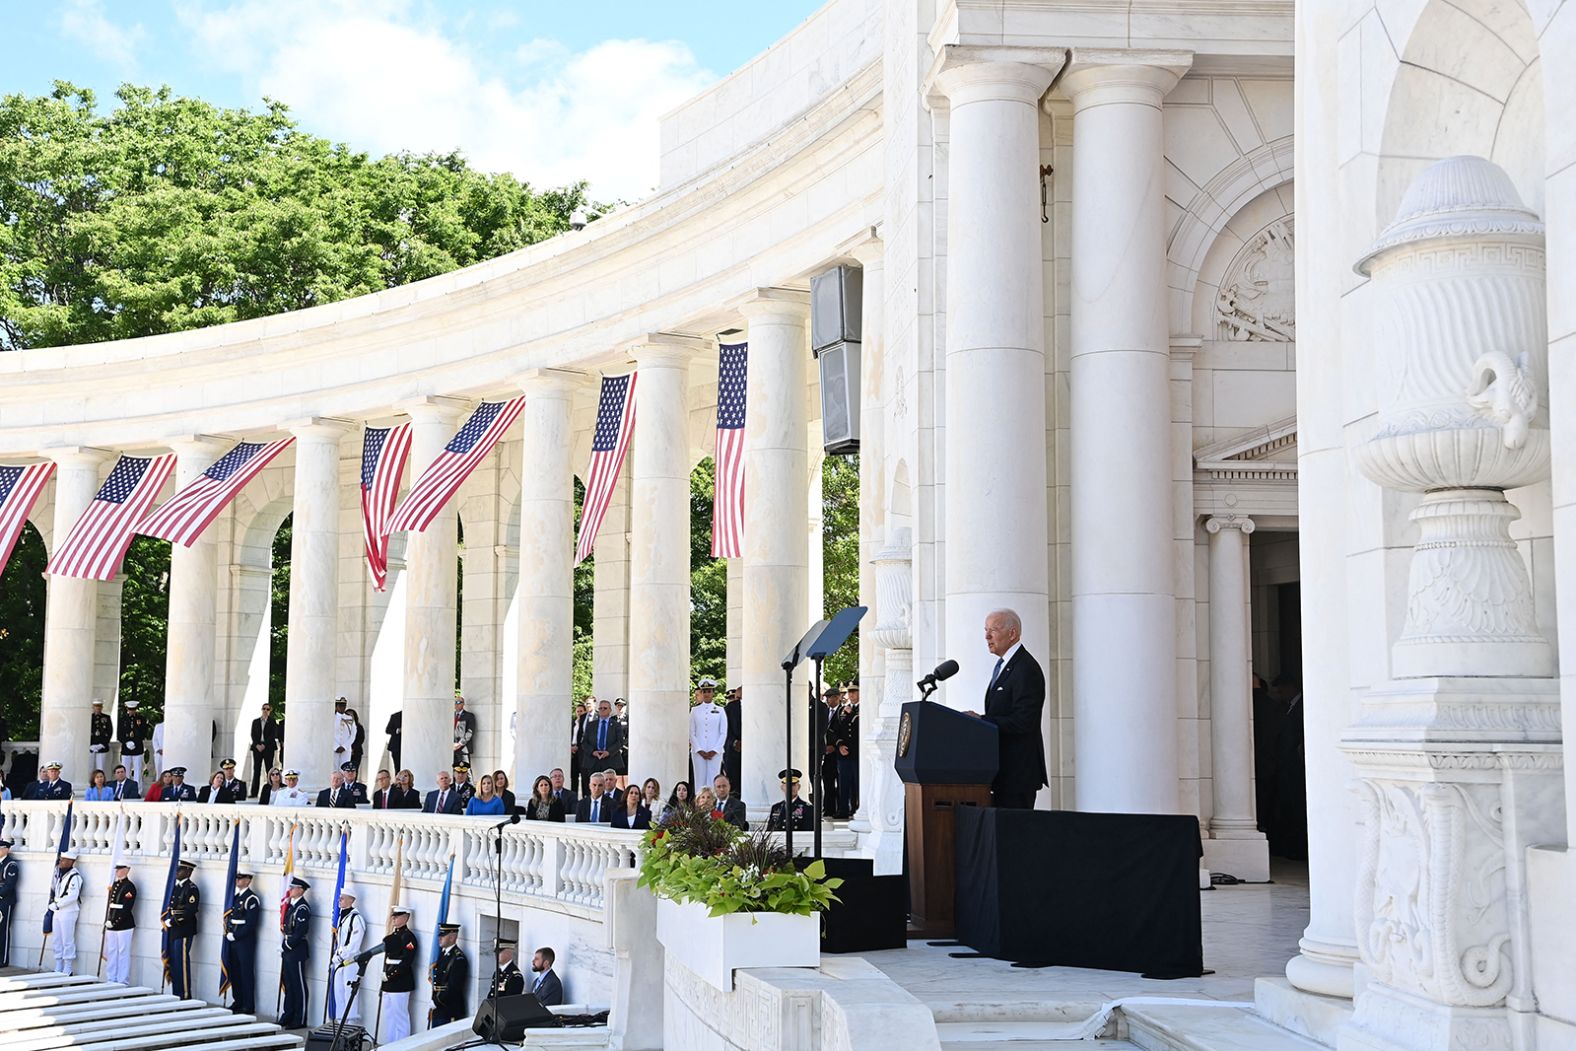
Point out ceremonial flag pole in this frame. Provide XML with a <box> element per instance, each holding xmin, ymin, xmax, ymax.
<box><xmin>323</xmin><ymin>826</ymin><xmax>349</xmax><ymax>1024</ymax></box>
<box><xmin>157</xmin><ymin>818</ymin><xmax>183</xmax><ymax>993</ymax></box>
<box><xmin>96</xmin><ymin>808</ymin><xmax>126</xmax><ymax>977</ymax></box>
<box><xmin>377</xmin><ymin>834</ymin><xmax>406</xmax><ymax>1045</ymax></box>
<box><xmin>425</xmin><ymin>853</ymin><xmax>455</xmax><ymax>1028</ymax></box>
<box><xmin>39</xmin><ymin>801</ymin><xmax>73</xmax><ymax>967</ymax></box>
<box><xmin>276</xmin><ymin>822</ymin><xmax>297</xmax><ymax>1016</ymax></box>
<box><xmin>218</xmin><ymin>819</ymin><xmax>240</xmax><ymax>1004</ymax></box>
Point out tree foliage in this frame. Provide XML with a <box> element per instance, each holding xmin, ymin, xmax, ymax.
<box><xmin>0</xmin><ymin>524</ymin><xmax>47</xmax><ymax>736</ymax></box>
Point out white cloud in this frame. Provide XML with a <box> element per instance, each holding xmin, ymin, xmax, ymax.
<box><xmin>59</xmin><ymin>0</ymin><xmax>147</xmax><ymax>73</ymax></box>
<box><xmin>173</xmin><ymin>0</ymin><xmax>716</xmax><ymax>202</ymax></box>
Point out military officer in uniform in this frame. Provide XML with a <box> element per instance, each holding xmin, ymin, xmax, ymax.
<box><xmin>118</xmin><ymin>699</ymin><xmax>150</xmax><ymax>786</ymax></box>
<box><xmin>219</xmin><ymin>759</ymin><xmax>247</xmax><ymax>800</ymax></box>
<box><xmin>0</xmin><ymin>839</ymin><xmax>17</xmax><ymax>967</ymax></box>
<box><xmin>279</xmin><ymin>876</ymin><xmax>312</xmax><ymax>1028</ymax></box>
<box><xmin>767</xmin><ymin>768</ymin><xmax>814</xmax><ymax>831</ymax></box>
<box><xmin>272</xmin><ymin>769</ymin><xmax>311</xmax><ymax>807</ymax></box>
<box><xmin>491</xmin><ymin>939</ymin><xmax>526</xmax><ymax>997</ymax></box>
<box><xmin>378</xmin><ymin>904</ymin><xmax>419</xmax><ymax>1043</ymax></box>
<box><xmin>226</xmin><ymin>871</ymin><xmax>262</xmax><ymax>1014</ymax></box>
<box><xmin>330</xmin><ymin>882</ymin><xmax>367</xmax><ymax>1024</ymax></box>
<box><xmin>103</xmin><ymin>861</ymin><xmax>137</xmax><ymax>983</ymax></box>
<box><xmin>163</xmin><ymin>767</ymin><xmax>198</xmax><ymax>802</ymax></box>
<box><xmin>31</xmin><ymin>761</ymin><xmax>73</xmax><ymax>801</ymax></box>
<box><xmin>689</xmin><ymin>678</ymin><xmax>728</xmax><ymax>792</ymax></box>
<box><xmin>429</xmin><ymin>922</ymin><xmax>468</xmax><ymax>1027</ymax></box>
<box><xmin>89</xmin><ymin>701</ymin><xmax>113</xmax><ymax>773</ymax></box>
<box><xmin>451</xmin><ymin>763</ymin><xmax>477</xmax><ymax>807</ymax></box>
<box><xmin>48</xmin><ymin>851</ymin><xmax>85</xmax><ymax>974</ymax></box>
<box><xmin>164</xmin><ymin>859</ymin><xmax>199</xmax><ymax>996</ymax></box>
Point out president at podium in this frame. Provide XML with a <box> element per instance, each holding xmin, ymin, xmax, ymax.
<box><xmin>965</xmin><ymin>609</ymin><xmax>1047</xmax><ymax>809</ymax></box>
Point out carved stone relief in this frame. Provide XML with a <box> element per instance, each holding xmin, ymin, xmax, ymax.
<box><xmin>1216</xmin><ymin>218</ymin><xmax>1295</xmax><ymax>341</ymax></box>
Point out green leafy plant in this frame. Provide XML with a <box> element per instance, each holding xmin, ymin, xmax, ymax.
<box><xmin>638</xmin><ymin>812</ymin><xmax>841</xmax><ymax>917</ymax></box>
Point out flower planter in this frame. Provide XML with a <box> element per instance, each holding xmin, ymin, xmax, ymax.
<box><xmin>655</xmin><ymin>897</ymin><xmax>820</xmax><ymax>991</ymax></box>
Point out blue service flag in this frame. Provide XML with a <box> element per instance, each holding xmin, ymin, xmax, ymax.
<box><xmin>43</xmin><ymin>802</ymin><xmax>74</xmax><ymax>935</ymax></box>
<box><xmin>159</xmin><ymin>823</ymin><xmax>183</xmax><ymax>987</ymax></box>
<box><xmin>218</xmin><ymin>822</ymin><xmax>241</xmax><ymax>998</ymax></box>
<box><xmin>326</xmin><ymin>829</ymin><xmax>349</xmax><ymax>1018</ymax></box>
<box><xmin>427</xmin><ymin>854</ymin><xmax>456</xmax><ymax>983</ymax></box>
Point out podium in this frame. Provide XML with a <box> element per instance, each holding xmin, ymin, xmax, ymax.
<box><xmin>895</xmin><ymin>700</ymin><xmax>998</xmax><ymax>936</ymax></box>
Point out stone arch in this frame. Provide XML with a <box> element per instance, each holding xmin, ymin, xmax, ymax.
<box><xmin>1191</xmin><ymin>183</ymin><xmax>1296</xmax><ymax>348</ymax></box>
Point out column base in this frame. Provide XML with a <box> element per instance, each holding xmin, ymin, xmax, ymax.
<box><xmin>1256</xmin><ymin>976</ymin><xmax>1354</xmax><ymax>1048</ymax></box>
<box><xmin>1338</xmin><ymin>983</ymin><xmax>1521</xmax><ymax>1051</ymax></box>
<box><xmin>1286</xmin><ymin>941</ymin><xmax>1358</xmax><ymax>999</ymax></box>
<box><xmin>1203</xmin><ymin>833</ymin><xmax>1270</xmax><ymax>882</ymax></box>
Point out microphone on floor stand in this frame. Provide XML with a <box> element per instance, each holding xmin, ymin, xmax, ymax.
<box><xmin>917</xmin><ymin>659</ymin><xmax>959</xmax><ymax>699</ymax></box>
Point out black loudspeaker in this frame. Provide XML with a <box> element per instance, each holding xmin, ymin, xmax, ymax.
<box><xmin>816</xmin><ymin>341</ymin><xmax>861</xmax><ymax>456</ymax></box>
<box><xmin>810</xmin><ymin>265</ymin><xmax>863</xmax><ymax>351</ymax></box>
<box><xmin>818</xmin><ymin>856</ymin><xmax>908</xmax><ymax>954</ymax></box>
<box><xmin>473</xmin><ymin>993</ymin><xmax>559</xmax><ymax>1041</ymax></box>
<box><xmin>304</xmin><ymin>1023</ymin><xmax>367</xmax><ymax>1051</ymax></box>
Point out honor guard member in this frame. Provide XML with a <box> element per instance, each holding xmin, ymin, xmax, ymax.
<box><xmin>0</xmin><ymin>838</ymin><xmax>17</xmax><ymax>966</ymax></box>
<box><xmin>331</xmin><ymin>882</ymin><xmax>367</xmax><ymax>1023</ymax></box>
<box><xmin>429</xmin><ymin>922</ymin><xmax>468</xmax><ymax>1027</ymax></box>
<box><xmin>279</xmin><ymin>877</ymin><xmax>312</xmax><ymax>1028</ymax></box>
<box><xmin>766</xmin><ymin>769</ymin><xmax>813</xmax><ymax>831</ymax></box>
<box><xmin>226</xmin><ymin>871</ymin><xmax>262</xmax><ymax>1014</ymax></box>
<box><xmin>103</xmin><ymin>862</ymin><xmax>137</xmax><ymax>983</ymax></box>
<box><xmin>689</xmin><ymin>678</ymin><xmax>728</xmax><ymax>791</ymax></box>
<box><xmin>219</xmin><ymin>759</ymin><xmax>247</xmax><ymax>801</ymax></box>
<box><xmin>378</xmin><ymin>904</ymin><xmax>419</xmax><ymax>1043</ymax></box>
<box><xmin>118</xmin><ymin>700</ymin><xmax>149</xmax><ymax>786</ymax></box>
<box><xmin>163</xmin><ymin>767</ymin><xmax>197</xmax><ymax>803</ymax></box>
<box><xmin>164</xmin><ymin>859</ymin><xmax>199</xmax><ymax>996</ymax></box>
<box><xmin>89</xmin><ymin>701</ymin><xmax>113</xmax><ymax>772</ymax></box>
<box><xmin>492</xmin><ymin>939</ymin><xmax>526</xmax><ymax>997</ymax></box>
<box><xmin>48</xmin><ymin>851</ymin><xmax>84</xmax><ymax>974</ymax></box>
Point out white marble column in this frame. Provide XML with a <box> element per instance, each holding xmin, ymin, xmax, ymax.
<box><xmin>162</xmin><ymin>437</ymin><xmax>225</xmax><ymax>778</ymax></box>
<box><xmin>1062</xmin><ymin>51</ymin><xmax>1190</xmax><ymax>814</ymax></box>
<box><xmin>514</xmin><ymin>374</ymin><xmax>577</xmax><ymax>780</ymax></box>
<box><xmin>626</xmin><ymin>339</ymin><xmax>699</xmax><ymax>787</ymax></box>
<box><xmin>849</xmin><ymin>235</ymin><xmax>885</xmax><ymax>832</ymax></box>
<box><xmin>400</xmin><ymin>399</ymin><xmax>465</xmax><ymax>786</ymax></box>
<box><xmin>931</xmin><ymin>56</ymin><xmax>1055</xmax><ymax>709</ymax></box>
<box><xmin>740</xmin><ymin>290</ymin><xmax>811</xmax><ymax>812</ymax></box>
<box><xmin>592</xmin><ymin>475</ymin><xmax>630</xmax><ymax>703</ymax></box>
<box><xmin>1204</xmin><ymin>516</ymin><xmax>1269</xmax><ymax>881</ymax></box>
<box><xmin>282</xmin><ymin>420</ymin><xmax>351</xmax><ymax>790</ymax></box>
<box><xmin>40</xmin><ymin>448</ymin><xmax>108</xmax><ymax>780</ymax></box>
<box><xmin>726</xmin><ymin>557</ymin><xmax>742</xmax><ymax>689</ymax></box>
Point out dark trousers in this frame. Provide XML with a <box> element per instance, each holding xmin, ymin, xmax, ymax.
<box><xmin>836</xmin><ymin>755</ymin><xmax>859</xmax><ymax>817</ymax></box>
<box><xmin>432</xmin><ymin>1009</ymin><xmax>461</xmax><ymax>1027</ymax></box>
<box><xmin>250</xmin><ymin>751</ymin><xmax>275</xmax><ymax>796</ymax></box>
<box><xmin>818</xmin><ymin>755</ymin><xmax>838</xmax><ymax>816</ymax></box>
<box><xmin>280</xmin><ymin>957</ymin><xmax>308</xmax><ymax>1028</ymax></box>
<box><xmin>229</xmin><ymin>942</ymin><xmax>256</xmax><ymax>1013</ymax></box>
<box><xmin>0</xmin><ymin>904</ymin><xmax>11</xmax><ymax>967</ymax></box>
<box><xmin>991</xmin><ymin>789</ymin><xmax>1036</xmax><ymax>810</ymax></box>
<box><xmin>170</xmin><ymin>936</ymin><xmax>194</xmax><ymax>999</ymax></box>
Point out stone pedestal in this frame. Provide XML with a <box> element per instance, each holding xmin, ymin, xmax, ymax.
<box><xmin>162</xmin><ymin>437</ymin><xmax>225</xmax><ymax>778</ymax></box>
<box><xmin>863</xmin><ymin>528</ymin><xmax>912</xmax><ymax>875</ymax></box>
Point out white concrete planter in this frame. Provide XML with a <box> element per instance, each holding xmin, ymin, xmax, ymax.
<box><xmin>655</xmin><ymin>897</ymin><xmax>820</xmax><ymax>991</ymax></box>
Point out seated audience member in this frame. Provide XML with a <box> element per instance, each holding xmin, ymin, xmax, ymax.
<box><xmin>610</xmin><ymin>784</ymin><xmax>651</xmax><ymax>831</ymax></box>
<box><xmin>641</xmin><ymin>778</ymin><xmax>662</xmax><ymax>812</ymax></box>
<box><xmin>198</xmin><ymin>771</ymin><xmax>235</xmax><ymax>804</ymax></box>
<box><xmin>549</xmin><ymin>767</ymin><xmax>576</xmax><ymax>813</ymax></box>
<box><xmin>660</xmin><ymin>781</ymin><xmax>692</xmax><ymax>823</ymax></box>
<box><xmin>422</xmin><ymin>770</ymin><xmax>463</xmax><ymax>814</ymax></box>
<box><xmin>465</xmin><ymin>774</ymin><xmax>507</xmax><ymax>817</ymax></box>
<box><xmin>531</xmin><ymin>946</ymin><xmax>563</xmax><ymax>1007</ymax></box>
<box><xmin>694</xmin><ymin>786</ymin><xmax>718</xmax><ymax>819</ymax></box>
<box><xmin>713</xmin><ymin>773</ymin><xmax>748</xmax><ymax>830</ymax></box>
<box><xmin>391</xmin><ymin>769</ymin><xmax>422</xmax><ymax>809</ymax></box>
<box><xmin>257</xmin><ymin>768</ymin><xmax>283</xmax><ymax>806</ymax></box>
<box><xmin>84</xmin><ymin>769</ymin><xmax>113</xmax><ymax>801</ymax></box>
<box><xmin>574</xmin><ymin>773</ymin><xmax>613</xmax><ymax>823</ymax></box>
<box><xmin>145</xmin><ymin>770</ymin><xmax>173</xmax><ymax>801</ymax></box>
<box><xmin>313</xmin><ymin>770</ymin><xmax>356</xmax><ymax>808</ymax></box>
<box><xmin>525</xmin><ymin>775</ymin><xmax>565</xmax><ymax>822</ymax></box>
<box><xmin>492</xmin><ymin>770</ymin><xmax>518</xmax><ymax>814</ymax></box>
<box><xmin>272</xmin><ymin>769</ymin><xmax>312</xmax><ymax>806</ymax></box>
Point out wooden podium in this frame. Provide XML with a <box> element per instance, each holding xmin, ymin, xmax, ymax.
<box><xmin>894</xmin><ymin>700</ymin><xmax>999</xmax><ymax>937</ymax></box>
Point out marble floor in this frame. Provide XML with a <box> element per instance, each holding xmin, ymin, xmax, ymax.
<box><xmin>859</xmin><ymin>860</ymin><xmax>1312</xmax><ymax>1048</ymax></box>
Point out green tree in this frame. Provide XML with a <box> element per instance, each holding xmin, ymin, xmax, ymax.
<box><xmin>0</xmin><ymin>523</ymin><xmax>48</xmax><ymax>736</ymax></box>
<box><xmin>118</xmin><ymin>536</ymin><xmax>171</xmax><ymax>714</ymax></box>
<box><xmin>820</xmin><ymin>454</ymin><xmax>860</xmax><ymax>686</ymax></box>
<box><xmin>690</xmin><ymin>459</ymin><xmax>727</xmax><ymax>685</ymax></box>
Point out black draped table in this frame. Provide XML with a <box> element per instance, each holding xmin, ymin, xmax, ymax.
<box><xmin>952</xmin><ymin>806</ymin><xmax>1204</xmax><ymax>978</ymax></box>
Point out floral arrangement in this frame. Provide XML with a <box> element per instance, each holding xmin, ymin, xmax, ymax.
<box><xmin>637</xmin><ymin>805</ymin><xmax>842</xmax><ymax>917</ymax></box>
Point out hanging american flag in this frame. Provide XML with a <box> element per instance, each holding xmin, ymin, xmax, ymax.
<box><xmin>360</xmin><ymin>423</ymin><xmax>412</xmax><ymax>590</ymax></box>
<box><xmin>140</xmin><ymin>439</ymin><xmax>295</xmax><ymax>547</ymax></box>
<box><xmin>574</xmin><ymin>372</ymin><xmax>638</xmax><ymax>565</ymax></box>
<box><xmin>711</xmin><ymin>342</ymin><xmax>748</xmax><ymax>558</ymax></box>
<box><xmin>0</xmin><ymin>462</ymin><xmax>56</xmax><ymax>581</ymax></box>
<box><xmin>387</xmin><ymin>398</ymin><xmax>525</xmax><ymax>535</ymax></box>
<box><xmin>48</xmin><ymin>454</ymin><xmax>176</xmax><ymax>581</ymax></box>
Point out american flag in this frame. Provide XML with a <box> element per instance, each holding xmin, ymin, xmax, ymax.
<box><xmin>711</xmin><ymin>342</ymin><xmax>748</xmax><ymax>558</ymax></box>
<box><xmin>360</xmin><ymin>423</ymin><xmax>413</xmax><ymax>590</ymax></box>
<box><xmin>48</xmin><ymin>454</ymin><xmax>176</xmax><ymax>580</ymax></box>
<box><xmin>0</xmin><ymin>462</ymin><xmax>56</xmax><ymax>581</ymax></box>
<box><xmin>140</xmin><ymin>439</ymin><xmax>295</xmax><ymax>547</ymax></box>
<box><xmin>574</xmin><ymin>372</ymin><xmax>638</xmax><ymax>564</ymax></box>
<box><xmin>387</xmin><ymin>398</ymin><xmax>525</xmax><ymax>535</ymax></box>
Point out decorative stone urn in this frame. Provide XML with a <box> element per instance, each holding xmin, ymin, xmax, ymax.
<box><xmin>1354</xmin><ymin>155</ymin><xmax>1552</xmax><ymax>679</ymax></box>
<box><xmin>1340</xmin><ymin>157</ymin><xmax>1567</xmax><ymax>1051</ymax></box>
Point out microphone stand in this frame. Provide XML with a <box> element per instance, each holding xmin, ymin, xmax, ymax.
<box><xmin>328</xmin><ymin>956</ymin><xmax>371</xmax><ymax>1051</ymax></box>
<box><xmin>440</xmin><ymin>825</ymin><xmax>511</xmax><ymax>1050</ymax></box>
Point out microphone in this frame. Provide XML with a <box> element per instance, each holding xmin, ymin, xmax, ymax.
<box><xmin>916</xmin><ymin>659</ymin><xmax>960</xmax><ymax>690</ymax></box>
<box><xmin>493</xmin><ymin>812</ymin><xmax>521</xmax><ymax>831</ymax></box>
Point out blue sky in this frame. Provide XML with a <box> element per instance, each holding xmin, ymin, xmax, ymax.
<box><xmin>2</xmin><ymin>0</ymin><xmax>826</xmax><ymax>201</ymax></box>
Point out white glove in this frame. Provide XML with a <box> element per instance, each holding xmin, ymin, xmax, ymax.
<box><xmin>226</xmin><ymin>933</ymin><xmax>235</xmax><ymax>942</ymax></box>
<box><xmin>161</xmin><ymin>920</ymin><xmax>169</xmax><ymax>930</ymax></box>
<box><xmin>105</xmin><ymin>921</ymin><xmax>112</xmax><ymax>930</ymax></box>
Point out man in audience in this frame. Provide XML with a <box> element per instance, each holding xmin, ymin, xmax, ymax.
<box><xmin>314</xmin><ymin>770</ymin><xmax>356</xmax><ymax>809</ymax></box>
<box><xmin>575</xmin><ymin>773</ymin><xmax>612</xmax><ymax>823</ymax></box>
<box><xmin>109</xmin><ymin>764</ymin><xmax>140</xmax><ymax>802</ymax></box>
<box><xmin>340</xmin><ymin>762</ymin><xmax>369</xmax><ymax>804</ymax></box>
<box><xmin>423</xmin><ymin>770</ymin><xmax>462</xmax><ymax>814</ymax></box>
<box><xmin>220</xmin><ymin>758</ymin><xmax>247</xmax><ymax>801</ymax></box>
<box><xmin>272</xmin><ymin>769</ymin><xmax>311</xmax><ymax>806</ymax></box>
<box><xmin>549</xmin><ymin>767</ymin><xmax>576</xmax><ymax>813</ymax></box>
<box><xmin>531</xmin><ymin>946</ymin><xmax>563</xmax><ymax>1007</ymax></box>
<box><xmin>451</xmin><ymin>762</ymin><xmax>477</xmax><ymax>806</ymax></box>
<box><xmin>712</xmin><ymin>773</ymin><xmax>748</xmax><ymax>830</ymax></box>
<box><xmin>579</xmin><ymin>700</ymin><xmax>623</xmax><ymax>789</ymax></box>
<box><xmin>248</xmin><ymin>702</ymin><xmax>281</xmax><ymax>797</ymax></box>
<box><xmin>163</xmin><ymin>767</ymin><xmax>197</xmax><ymax>802</ymax></box>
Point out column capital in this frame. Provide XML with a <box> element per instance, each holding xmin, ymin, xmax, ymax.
<box><xmin>44</xmin><ymin>446</ymin><xmax>112</xmax><ymax>470</ymax></box>
<box><xmin>924</xmin><ymin>45</ymin><xmax>1067</xmax><ymax>109</ymax></box>
<box><xmin>394</xmin><ymin>395</ymin><xmax>469</xmax><ymax>425</ymax></box>
<box><xmin>281</xmin><ymin>416</ymin><xmax>356</xmax><ymax>441</ymax></box>
<box><xmin>516</xmin><ymin>368</ymin><xmax>584</xmax><ymax>401</ymax></box>
<box><xmin>1058</xmin><ymin>50</ymin><xmax>1192</xmax><ymax>110</ymax></box>
<box><xmin>163</xmin><ymin>434</ymin><xmax>230</xmax><ymax>458</ymax></box>
<box><xmin>735</xmin><ymin>287</ymin><xmax>809</xmax><ymax>322</ymax></box>
<box><xmin>626</xmin><ymin>332</ymin><xmax>710</xmax><ymax>369</ymax></box>
<box><xmin>1205</xmin><ymin>514</ymin><xmax>1256</xmax><ymax>536</ymax></box>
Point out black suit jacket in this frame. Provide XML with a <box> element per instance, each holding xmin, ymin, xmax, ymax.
<box><xmin>423</xmin><ymin>788</ymin><xmax>463</xmax><ymax>815</ymax></box>
<box><xmin>315</xmin><ymin>787</ymin><xmax>357</xmax><ymax>808</ymax></box>
<box><xmin>578</xmin><ymin>717</ymin><xmax>625</xmax><ymax>771</ymax></box>
<box><xmin>574</xmin><ymin>795</ymin><xmax>614</xmax><ymax>823</ymax></box>
<box><xmin>374</xmin><ymin>786</ymin><xmax>423</xmax><ymax>810</ymax></box>
<box><xmin>981</xmin><ymin>646</ymin><xmax>1048</xmax><ymax>793</ymax></box>
<box><xmin>717</xmin><ymin>795</ymin><xmax>748</xmax><ymax>830</ymax></box>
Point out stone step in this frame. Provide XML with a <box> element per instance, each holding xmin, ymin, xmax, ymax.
<box><xmin>1123</xmin><ymin>1003</ymin><xmax>1327</xmax><ymax>1051</ymax></box>
<box><xmin>0</xmin><ymin>994</ymin><xmax>203</xmax><ymax>1030</ymax></box>
<box><xmin>941</xmin><ymin>1042</ymin><xmax>1138</xmax><ymax>1051</ymax></box>
<box><xmin>938</xmin><ymin>1020</ymin><xmax>1125</xmax><ymax>1042</ymax></box>
<box><xmin>8</xmin><ymin>1007</ymin><xmax>251</xmax><ymax>1050</ymax></box>
<box><xmin>72</xmin><ymin>1021</ymin><xmax>295</xmax><ymax>1051</ymax></box>
<box><xmin>927</xmin><ymin>999</ymin><xmax>1109</xmax><ymax>1025</ymax></box>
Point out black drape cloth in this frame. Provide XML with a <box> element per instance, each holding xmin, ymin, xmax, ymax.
<box><xmin>953</xmin><ymin>807</ymin><xmax>1203</xmax><ymax>978</ymax></box>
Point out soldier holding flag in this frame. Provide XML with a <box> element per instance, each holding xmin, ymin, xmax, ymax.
<box><xmin>102</xmin><ymin>862</ymin><xmax>136</xmax><ymax>983</ymax></box>
<box><xmin>48</xmin><ymin>852</ymin><xmax>84</xmax><ymax>974</ymax></box>
<box><xmin>330</xmin><ymin>882</ymin><xmax>367</xmax><ymax>1024</ymax></box>
<box><xmin>225</xmin><ymin>871</ymin><xmax>261</xmax><ymax>1014</ymax></box>
<box><xmin>0</xmin><ymin>838</ymin><xmax>18</xmax><ymax>967</ymax></box>
<box><xmin>429</xmin><ymin>923</ymin><xmax>467</xmax><ymax>1027</ymax></box>
<box><xmin>377</xmin><ymin>904</ymin><xmax>419</xmax><ymax>1043</ymax></box>
<box><xmin>163</xmin><ymin>859</ymin><xmax>199</xmax><ymax>997</ymax></box>
<box><xmin>280</xmin><ymin>876</ymin><xmax>312</xmax><ymax>1028</ymax></box>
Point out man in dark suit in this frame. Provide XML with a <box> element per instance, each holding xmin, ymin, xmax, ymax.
<box><xmin>579</xmin><ymin>700</ymin><xmax>624</xmax><ymax>780</ymax></box>
<box><xmin>530</xmin><ymin>946</ymin><xmax>563</xmax><ymax>1007</ymax></box>
<box><xmin>574</xmin><ymin>773</ymin><xmax>613</xmax><ymax>823</ymax></box>
<box><xmin>422</xmin><ymin>770</ymin><xmax>463</xmax><ymax>814</ymax></box>
<box><xmin>549</xmin><ymin>768</ymin><xmax>577</xmax><ymax>814</ymax></box>
<box><xmin>248</xmin><ymin>704</ymin><xmax>282</xmax><ymax>797</ymax></box>
<box><xmin>711</xmin><ymin>774</ymin><xmax>748</xmax><ymax>830</ymax></box>
<box><xmin>314</xmin><ymin>771</ymin><xmax>357</xmax><ymax>809</ymax></box>
<box><xmin>965</xmin><ymin>609</ymin><xmax>1047</xmax><ymax>810</ymax></box>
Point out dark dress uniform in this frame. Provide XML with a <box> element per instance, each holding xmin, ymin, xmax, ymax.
<box><xmin>767</xmin><ymin>796</ymin><xmax>814</xmax><ymax>831</ymax></box>
<box><xmin>103</xmin><ymin>873</ymin><xmax>136</xmax><ymax>983</ymax></box>
<box><xmin>829</xmin><ymin>704</ymin><xmax>860</xmax><ymax>818</ymax></box>
<box><xmin>90</xmin><ymin>710</ymin><xmax>113</xmax><ymax>766</ymax></box>
<box><xmin>0</xmin><ymin>847</ymin><xmax>18</xmax><ymax>967</ymax></box>
<box><xmin>429</xmin><ymin>941</ymin><xmax>469</xmax><ymax>1026</ymax></box>
<box><xmin>226</xmin><ymin>883</ymin><xmax>262</xmax><ymax>1013</ymax></box>
<box><xmin>280</xmin><ymin>891</ymin><xmax>312</xmax><ymax>1028</ymax></box>
<box><xmin>166</xmin><ymin>872</ymin><xmax>200</xmax><ymax>999</ymax></box>
<box><xmin>381</xmin><ymin>927</ymin><xmax>419</xmax><ymax>992</ymax></box>
<box><xmin>492</xmin><ymin>960</ymin><xmax>526</xmax><ymax>998</ymax></box>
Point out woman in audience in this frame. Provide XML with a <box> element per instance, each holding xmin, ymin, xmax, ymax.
<box><xmin>144</xmin><ymin>770</ymin><xmax>172</xmax><ymax>801</ymax></box>
<box><xmin>198</xmin><ymin>770</ymin><xmax>235</xmax><ymax>804</ymax></box>
<box><xmin>465</xmin><ymin>773</ymin><xmax>507</xmax><ymax>816</ymax></box>
<box><xmin>642</xmin><ymin>778</ymin><xmax>662</xmax><ymax>811</ymax></box>
<box><xmin>660</xmin><ymin>781</ymin><xmax>691</xmax><ymax>823</ymax></box>
<box><xmin>390</xmin><ymin>769</ymin><xmax>423</xmax><ymax>809</ymax></box>
<box><xmin>257</xmin><ymin>767</ymin><xmax>283</xmax><ymax>806</ymax></box>
<box><xmin>611</xmin><ymin>784</ymin><xmax>651</xmax><ymax>831</ymax></box>
<box><xmin>84</xmin><ymin>769</ymin><xmax>113</xmax><ymax>801</ymax></box>
<box><xmin>493</xmin><ymin>770</ymin><xmax>518</xmax><ymax>814</ymax></box>
<box><xmin>525</xmin><ymin>774</ymin><xmax>565</xmax><ymax>822</ymax></box>
<box><xmin>695</xmin><ymin>786</ymin><xmax>720</xmax><ymax>821</ymax></box>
